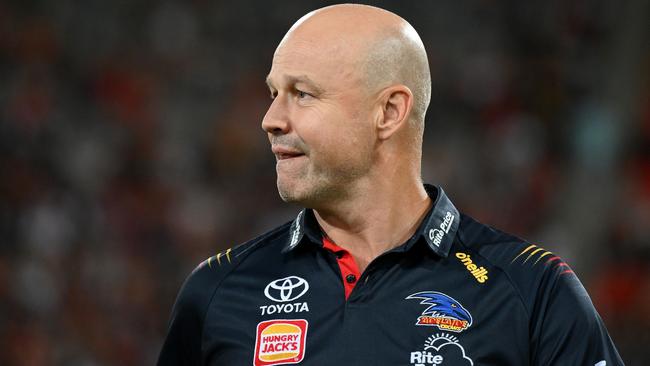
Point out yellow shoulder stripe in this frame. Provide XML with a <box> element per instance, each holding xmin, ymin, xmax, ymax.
<box><xmin>511</xmin><ymin>244</ymin><xmax>537</xmax><ymax>264</ymax></box>
<box><xmin>533</xmin><ymin>251</ymin><xmax>553</xmax><ymax>265</ymax></box>
<box><xmin>523</xmin><ymin>247</ymin><xmax>544</xmax><ymax>264</ymax></box>
<box><xmin>207</xmin><ymin>247</ymin><xmax>233</xmax><ymax>268</ymax></box>
<box><xmin>512</xmin><ymin>244</ymin><xmax>554</xmax><ymax>267</ymax></box>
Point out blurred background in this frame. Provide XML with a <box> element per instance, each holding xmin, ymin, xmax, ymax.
<box><xmin>0</xmin><ymin>0</ymin><xmax>648</xmax><ymax>364</ymax></box>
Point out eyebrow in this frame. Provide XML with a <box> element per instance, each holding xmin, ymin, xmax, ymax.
<box><xmin>265</xmin><ymin>74</ymin><xmax>324</xmax><ymax>94</ymax></box>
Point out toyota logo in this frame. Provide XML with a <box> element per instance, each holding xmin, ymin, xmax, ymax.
<box><xmin>264</xmin><ymin>276</ymin><xmax>309</xmax><ymax>302</ymax></box>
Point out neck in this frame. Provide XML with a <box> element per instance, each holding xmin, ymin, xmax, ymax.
<box><xmin>313</xmin><ymin>173</ymin><xmax>431</xmax><ymax>273</ymax></box>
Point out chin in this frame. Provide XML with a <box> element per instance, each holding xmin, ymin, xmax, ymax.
<box><xmin>276</xmin><ymin>179</ymin><xmax>320</xmax><ymax>206</ymax></box>
<box><xmin>277</xmin><ymin>187</ymin><xmax>298</xmax><ymax>203</ymax></box>
<box><xmin>276</xmin><ymin>179</ymin><xmax>302</xmax><ymax>203</ymax></box>
<box><xmin>277</xmin><ymin>182</ymin><xmax>340</xmax><ymax>211</ymax></box>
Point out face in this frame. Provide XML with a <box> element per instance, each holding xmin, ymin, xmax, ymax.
<box><xmin>262</xmin><ymin>33</ymin><xmax>377</xmax><ymax>206</ymax></box>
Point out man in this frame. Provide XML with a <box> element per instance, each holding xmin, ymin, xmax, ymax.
<box><xmin>158</xmin><ymin>4</ymin><xmax>624</xmax><ymax>366</ymax></box>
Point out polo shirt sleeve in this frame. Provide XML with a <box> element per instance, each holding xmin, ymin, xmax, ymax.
<box><xmin>158</xmin><ymin>259</ymin><xmax>220</xmax><ymax>366</ymax></box>
<box><xmin>529</xmin><ymin>261</ymin><xmax>625</xmax><ymax>366</ymax></box>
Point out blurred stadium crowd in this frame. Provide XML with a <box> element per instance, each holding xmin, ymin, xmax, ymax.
<box><xmin>0</xmin><ymin>1</ymin><xmax>648</xmax><ymax>365</ymax></box>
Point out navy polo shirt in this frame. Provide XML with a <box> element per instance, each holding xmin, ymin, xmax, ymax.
<box><xmin>158</xmin><ymin>185</ymin><xmax>624</xmax><ymax>365</ymax></box>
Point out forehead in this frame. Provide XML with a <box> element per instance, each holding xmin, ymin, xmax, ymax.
<box><xmin>267</xmin><ymin>35</ymin><xmax>362</xmax><ymax>90</ymax></box>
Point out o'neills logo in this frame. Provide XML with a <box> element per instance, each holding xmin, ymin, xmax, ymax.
<box><xmin>254</xmin><ymin>319</ymin><xmax>308</xmax><ymax>366</ymax></box>
<box><xmin>455</xmin><ymin>252</ymin><xmax>488</xmax><ymax>283</ymax></box>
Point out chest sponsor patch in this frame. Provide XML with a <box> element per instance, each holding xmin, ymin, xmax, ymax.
<box><xmin>407</xmin><ymin>291</ymin><xmax>472</xmax><ymax>332</ymax></box>
<box><xmin>261</xmin><ymin>276</ymin><xmax>310</xmax><ymax>315</ymax></box>
<box><xmin>410</xmin><ymin>333</ymin><xmax>474</xmax><ymax>365</ymax></box>
<box><xmin>254</xmin><ymin>319</ymin><xmax>308</xmax><ymax>366</ymax></box>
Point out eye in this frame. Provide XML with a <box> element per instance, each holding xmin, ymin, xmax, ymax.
<box><xmin>296</xmin><ymin>89</ymin><xmax>312</xmax><ymax>99</ymax></box>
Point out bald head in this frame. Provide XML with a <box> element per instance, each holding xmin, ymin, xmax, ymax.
<box><xmin>278</xmin><ymin>4</ymin><xmax>431</xmax><ymax>130</ymax></box>
<box><xmin>263</xmin><ymin>5</ymin><xmax>432</xmax><ymax>205</ymax></box>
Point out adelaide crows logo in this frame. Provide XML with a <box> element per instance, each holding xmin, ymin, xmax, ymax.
<box><xmin>406</xmin><ymin>291</ymin><xmax>473</xmax><ymax>332</ymax></box>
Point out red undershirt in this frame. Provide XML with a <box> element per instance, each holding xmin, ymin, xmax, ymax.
<box><xmin>322</xmin><ymin>236</ymin><xmax>361</xmax><ymax>300</ymax></box>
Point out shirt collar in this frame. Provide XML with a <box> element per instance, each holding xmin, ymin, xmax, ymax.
<box><xmin>282</xmin><ymin>184</ymin><xmax>459</xmax><ymax>258</ymax></box>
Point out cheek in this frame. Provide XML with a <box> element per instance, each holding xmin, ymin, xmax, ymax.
<box><xmin>310</xmin><ymin>110</ymin><xmax>373</xmax><ymax>166</ymax></box>
<box><xmin>305</xmin><ymin>108</ymin><xmax>346</xmax><ymax>148</ymax></box>
<box><xmin>292</xmin><ymin>107</ymin><xmax>329</xmax><ymax>151</ymax></box>
<box><xmin>293</xmin><ymin>94</ymin><xmax>375</xmax><ymax>160</ymax></box>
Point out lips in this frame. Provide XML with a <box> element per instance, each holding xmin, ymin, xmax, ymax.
<box><xmin>272</xmin><ymin>146</ymin><xmax>305</xmax><ymax>161</ymax></box>
<box><xmin>277</xmin><ymin>153</ymin><xmax>304</xmax><ymax>160</ymax></box>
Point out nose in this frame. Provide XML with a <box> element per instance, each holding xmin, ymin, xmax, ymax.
<box><xmin>262</xmin><ymin>96</ymin><xmax>290</xmax><ymax>135</ymax></box>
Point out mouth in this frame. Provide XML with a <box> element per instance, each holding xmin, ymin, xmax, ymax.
<box><xmin>276</xmin><ymin>152</ymin><xmax>305</xmax><ymax>160</ymax></box>
<box><xmin>272</xmin><ymin>146</ymin><xmax>306</xmax><ymax>161</ymax></box>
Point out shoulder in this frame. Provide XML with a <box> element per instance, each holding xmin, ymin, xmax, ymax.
<box><xmin>158</xmin><ymin>221</ymin><xmax>293</xmax><ymax>364</ymax></box>
<box><xmin>172</xmin><ymin>220</ymin><xmax>293</xmax><ymax>324</ymax></box>
<box><xmin>183</xmin><ymin>219</ymin><xmax>294</xmax><ymax>304</ymax></box>
<box><xmin>455</xmin><ymin>213</ymin><xmax>579</xmax><ymax>315</ymax></box>
<box><xmin>455</xmin><ymin>213</ymin><xmax>550</xmax><ymax>275</ymax></box>
<box><xmin>453</xmin><ymin>215</ymin><xmax>623</xmax><ymax>364</ymax></box>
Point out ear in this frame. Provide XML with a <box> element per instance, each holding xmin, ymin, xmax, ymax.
<box><xmin>376</xmin><ymin>85</ymin><xmax>413</xmax><ymax>140</ymax></box>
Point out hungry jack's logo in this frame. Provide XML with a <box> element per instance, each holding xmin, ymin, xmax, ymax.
<box><xmin>407</xmin><ymin>292</ymin><xmax>473</xmax><ymax>332</ymax></box>
<box><xmin>254</xmin><ymin>319</ymin><xmax>308</xmax><ymax>366</ymax></box>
